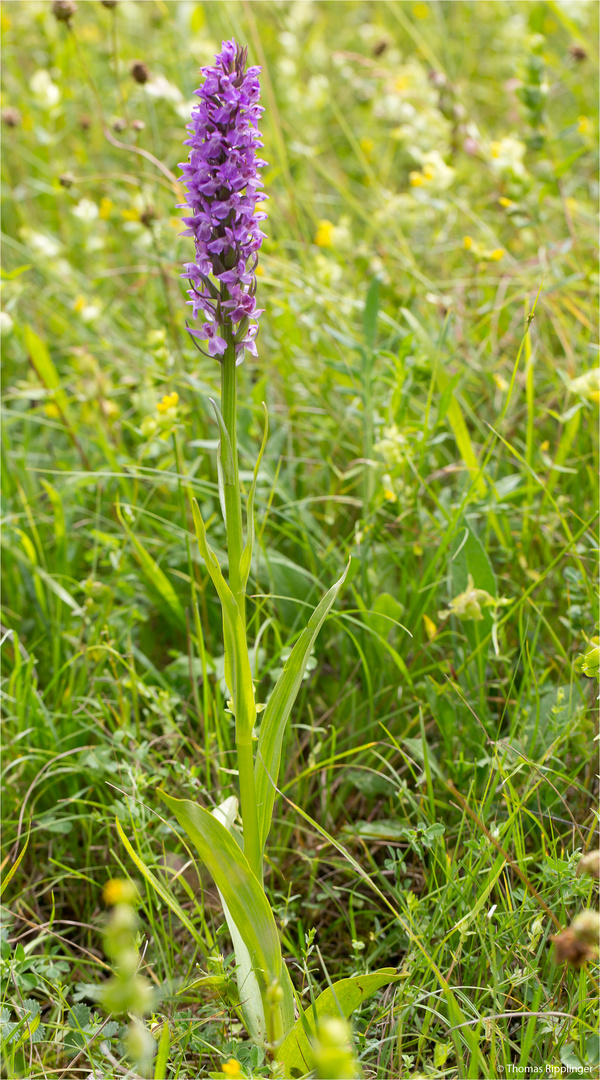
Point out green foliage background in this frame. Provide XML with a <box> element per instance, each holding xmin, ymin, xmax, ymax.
<box><xmin>1</xmin><ymin>1</ymin><xmax>598</xmax><ymax>1077</ymax></box>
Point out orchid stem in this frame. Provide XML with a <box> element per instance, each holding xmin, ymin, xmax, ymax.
<box><xmin>221</xmin><ymin>331</ymin><xmax>261</xmax><ymax>882</ymax></box>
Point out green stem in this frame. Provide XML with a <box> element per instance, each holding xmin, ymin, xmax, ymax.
<box><xmin>221</xmin><ymin>329</ymin><xmax>262</xmax><ymax>882</ymax></box>
<box><xmin>221</xmin><ymin>329</ymin><xmax>245</xmax><ymax>628</ymax></box>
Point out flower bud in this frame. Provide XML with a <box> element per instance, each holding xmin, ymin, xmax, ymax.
<box><xmin>130</xmin><ymin>60</ymin><xmax>150</xmax><ymax>85</ymax></box>
<box><xmin>52</xmin><ymin>0</ymin><xmax>77</xmax><ymax>22</ymax></box>
<box><xmin>2</xmin><ymin>107</ymin><xmax>21</xmax><ymax>127</ymax></box>
<box><xmin>312</xmin><ymin>1017</ymin><xmax>360</xmax><ymax>1080</ymax></box>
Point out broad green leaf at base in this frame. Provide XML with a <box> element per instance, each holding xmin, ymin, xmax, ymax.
<box><xmin>276</xmin><ymin>968</ymin><xmax>401</xmax><ymax>1078</ymax></box>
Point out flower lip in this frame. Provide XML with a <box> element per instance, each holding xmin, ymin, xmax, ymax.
<box><xmin>179</xmin><ymin>38</ymin><xmax>266</xmax><ymax>363</ymax></box>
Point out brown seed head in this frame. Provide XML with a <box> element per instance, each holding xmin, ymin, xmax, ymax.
<box><xmin>140</xmin><ymin>206</ymin><xmax>156</xmax><ymax>228</ymax></box>
<box><xmin>52</xmin><ymin>0</ymin><xmax>77</xmax><ymax>22</ymax></box>
<box><xmin>552</xmin><ymin>928</ymin><xmax>594</xmax><ymax>968</ymax></box>
<box><xmin>577</xmin><ymin>850</ymin><xmax>600</xmax><ymax>879</ymax></box>
<box><xmin>100</xmin><ymin>0</ymin><xmax>119</xmax><ymax>7</ymax></box>
<box><xmin>130</xmin><ymin>60</ymin><xmax>150</xmax><ymax>85</ymax></box>
<box><xmin>569</xmin><ymin>43</ymin><xmax>587</xmax><ymax>61</ymax></box>
<box><xmin>131</xmin><ymin>118</ymin><xmax>145</xmax><ymax>131</ymax></box>
<box><xmin>112</xmin><ymin>117</ymin><xmax>127</xmax><ymax>132</ymax></box>
<box><xmin>2</xmin><ymin>107</ymin><xmax>21</xmax><ymax>127</ymax></box>
<box><xmin>59</xmin><ymin>172</ymin><xmax>76</xmax><ymax>188</ymax></box>
<box><xmin>78</xmin><ymin>113</ymin><xmax>91</xmax><ymax>130</ymax></box>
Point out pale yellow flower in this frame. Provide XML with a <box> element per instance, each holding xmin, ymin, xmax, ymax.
<box><xmin>315</xmin><ymin>219</ymin><xmax>335</xmax><ymax>248</ymax></box>
<box><xmin>157</xmin><ymin>392</ymin><xmax>179</xmax><ymax>414</ymax></box>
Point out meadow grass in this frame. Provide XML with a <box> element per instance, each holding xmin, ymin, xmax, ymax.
<box><xmin>1</xmin><ymin>1</ymin><xmax>598</xmax><ymax>1077</ymax></box>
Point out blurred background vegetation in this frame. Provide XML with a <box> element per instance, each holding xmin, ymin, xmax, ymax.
<box><xmin>1</xmin><ymin>1</ymin><xmax>598</xmax><ymax>1077</ymax></box>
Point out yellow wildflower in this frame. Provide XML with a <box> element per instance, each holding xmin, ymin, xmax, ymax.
<box><xmin>498</xmin><ymin>196</ymin><xmax>514</xmax><ymax>208</ymax></box>
<box><xmin>222</xmin><ymin>1059</ymin><xmax>243</xmax><ymax>1079</ymax></box>
<box><xmin>73</xmin><ymin>295</ymin><xmax>87</xmax><ymax>313</ymax></box>
<box><xmin>103</xmin><ymin>878</ymin><xmax>139</xmax><ymax>906</ymax></box>
<box><xmin>409</xmin><ymin>170</ymin><xmax>425</xmax><ymax>187</ymax></box>
<box><xmin>577</xmin><ymin>115</ymin><xmax>591</xmax><ymax>135</ymax></box>
<box><xmin>382</xmin><ymin>471</ymin><xmax>397</xmax><ymax>502</ymax></box>
<box><xmin>45</xmin><ymin>402</ymin><xmax>61</xmax><ymax>419</ymax></box>
<box><xmin>540</xmin><ymin>440</ymin><xmax>549</xmax><ymax>452</ymax></box>
<box><xmin>360</xmin><ymin>136</ymin><xmax>374</xmax><ymax>158</ymax></box>
<box><xmin>121</xmin><ymin>207</ymin><xmax>141</xmax><ymax>222</ymax></box>
<box><xmin>463</xmin><ymin>235</ymin><xmax>474</xmax><ymax>250</ymax></box>
<box><xmin>157</xmin><ymin>392</ymin><xmax>179</xmax><ymax>414</ymax></box>
<box><xmin>255</xmin><ymin>264</ymin><xmax>265</xmax><ymax>276</ymax></box>
<box><xmin>489</xmin><ymin>248</ymin><xmax>505</xmax><ymax>261</ymax></box>
<box><xmin>99</xmin><ymin>197</ymin><xmax>113</xmax><ymax>219</ymax></box>
<box><xmin>412</xmin><ymin>2</ymin><xmax>429</xmax><ymax>18</ymax></box>
<box><xmin>493</xmin><ymin>372</ymin><xmax>509</xmax><ymax>391</ymax></box>
<box><xmin>423</xmin><ymin>613</ymin><xmax>437</xmax><ymax>641</ymax></box>
<box><xmin>315</xmin><ymin>219</ymin><xmax>335</xmax><ymax>248</ymax></box>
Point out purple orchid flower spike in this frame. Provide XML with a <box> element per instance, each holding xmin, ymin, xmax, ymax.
<box><xmin>179</xmin><ymin>39</ymin><xmax>267</xmax><ymax>364</ymax></box>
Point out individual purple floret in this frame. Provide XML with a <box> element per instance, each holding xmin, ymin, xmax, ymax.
<box><xmin>179</xmin><ymin>39</ymin><xmax>267</xmax><ymax>363</ymax></box>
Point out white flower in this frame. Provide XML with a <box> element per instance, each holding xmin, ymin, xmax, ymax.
<box><xmin>30</xmin><ymin>69</ymin><xmax>60</xmax><ymax>108</ymax></box>
<box><xmin>144</xmin><ymin>74</ymin><xmax>183</xmax><ymax>104</ymax></box>
<box><xmin>72</xmin><ymin>199</ymin><xmax>99</xmax><ymax>224</ymax></box>
<box><xmin>487</xmin><ymin>136</ymin><xmax>527</xmax><ymax>179</ymax></box>
<box><xmin>19</xmin><ymin>228</ymin><xmax>62</xmax><ymax>258</ymax></box>
<box><xmin>569</xmin><ymin>368</ymin><xmax>600</xmax><ymax>402</ymax></box>
<box><xmin>175</xmin><ymin>98</ymin><xmax>197</xmax><ymax>121</ymax></box>
<box><xmin>0</xmin><ymin>312</ymin><xmax>14</xmax><ymax>337</ymax></box>
<box><xmin>418</xmin><ymin>150</ymin><xmax>455</xmax><ymax>191</ymax></box>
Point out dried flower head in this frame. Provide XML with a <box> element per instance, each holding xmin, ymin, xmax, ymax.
<box><xmin>552</xmin><ymin>911</ymin><xmax>600</xmax><ymax>967</ymax></box>
<box><xmin>52</xmin><ymin>0</ymin><xmax>77</xmax><ymax>22</ymax></box>
<box><xmin>59</xmin><ymin>172</ymin><xmax>76</xmax><ymax>188</ymax></box>
<box><xmin>569</xmin><ymin>43</ymin><xmax>587</xmax><ymax>61</ymax></box>
<box><xmin>130</xmin><ymin>60</ymin><xmax>150</xmax><ymax>85</ymax></box>
<box><xmin>577</xmin><ymin>850</ymin><xmax>600</xmax><ymax>879</ymax></box>
<box><xmin>179</xmin><ymin>39</ymin><xmax>267</xmax><ymax>363</ymax></box>
<box><xmin>2</xmin><ymin>107</ymin><xmax>21</xmax><ymax>127</ymax></box>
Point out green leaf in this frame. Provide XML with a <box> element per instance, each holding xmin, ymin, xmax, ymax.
<box><xmin>116</xmin><ymin>503</ymin><xmax>186</xmax><ymax>632</ymax></box>
<box><xmin>24</xmin><ymin>324</ymin><xmax>71</xmax><ymax>420</ymax></box>
<box><xmin>255</xmin><ymin>562</ymin><xmax>349</xmax><ymax>852</ymax></box>
<box><xmin>450</xmin><ymin>526</ymin><xmax>497</xmax><ymax>654</ymax></box>
<box><xmin>276</xmin><ymin>969</ymin><xmax>400</xmax><ymax>1076</ymax></box>
<box><xmin>400</xmin><ymin>308</ymin><xmax>486</xmax><ymax>496</ymax></box>
<box><xmin>154</xmin><ymin>1019</ymin><xmax>171</xmax><ymax>1080</ymax></box>
<box><xmin>192</xmin><ymin>499</ymin><xmax>256</xmax><ymax>741</ymax></box>
<box><xmin>211</xmin><ymin>797</ymin><xmax>295</xmax><ymax>1045</ymax></box>
<box><xmin>114</xmin><ymin>817</ymin><xmax>207</xmax><ymax>950</ymax></box>
<box><xmin>0</xmin><ymin>830</ymin><xmax>29</xmax><ymax>898</ymax></box>
<box><xmin>158</xmin><ymin>791</ymin><xmax>289</xmax><ymax>1044</ymax></box>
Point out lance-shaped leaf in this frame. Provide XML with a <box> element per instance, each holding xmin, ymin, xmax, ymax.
<box><xmin>158</xmin><ymin>792</ymin><xmax>288</xmax><ymax>1043</ymax></box>
<box><xmin>211</xmin><ymin>797</ymin><xmax>295</xmax><ymax>1045</ymax></box>
<box><xmin>276</xmin><ymin>969</ymin><xmax>401</xmax><ymax>1077</ymax></box>
<box><xmin>240</xmin><ymin>402</ymin><xmax>268</xmax><ymax>591</ymax></box>
<box><xmin>255</xmin><ymin>563</ymin><xmax>349</xmax><ymax>851</ymax></box>
<box><xmin>192</xmin><ymin>499</ymin><xmax>256</xmax><ymax>741</ymax></box>
<box><xmin>116</xmin><ymin>504</ymin><xmax>186</xmax><ymax>631</ymax></box>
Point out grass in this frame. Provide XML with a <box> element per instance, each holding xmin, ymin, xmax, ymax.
<box><xmin>1</xmin><ymin>0</ymin><xmax>598</xmax><ymax>1077</ymax></box>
